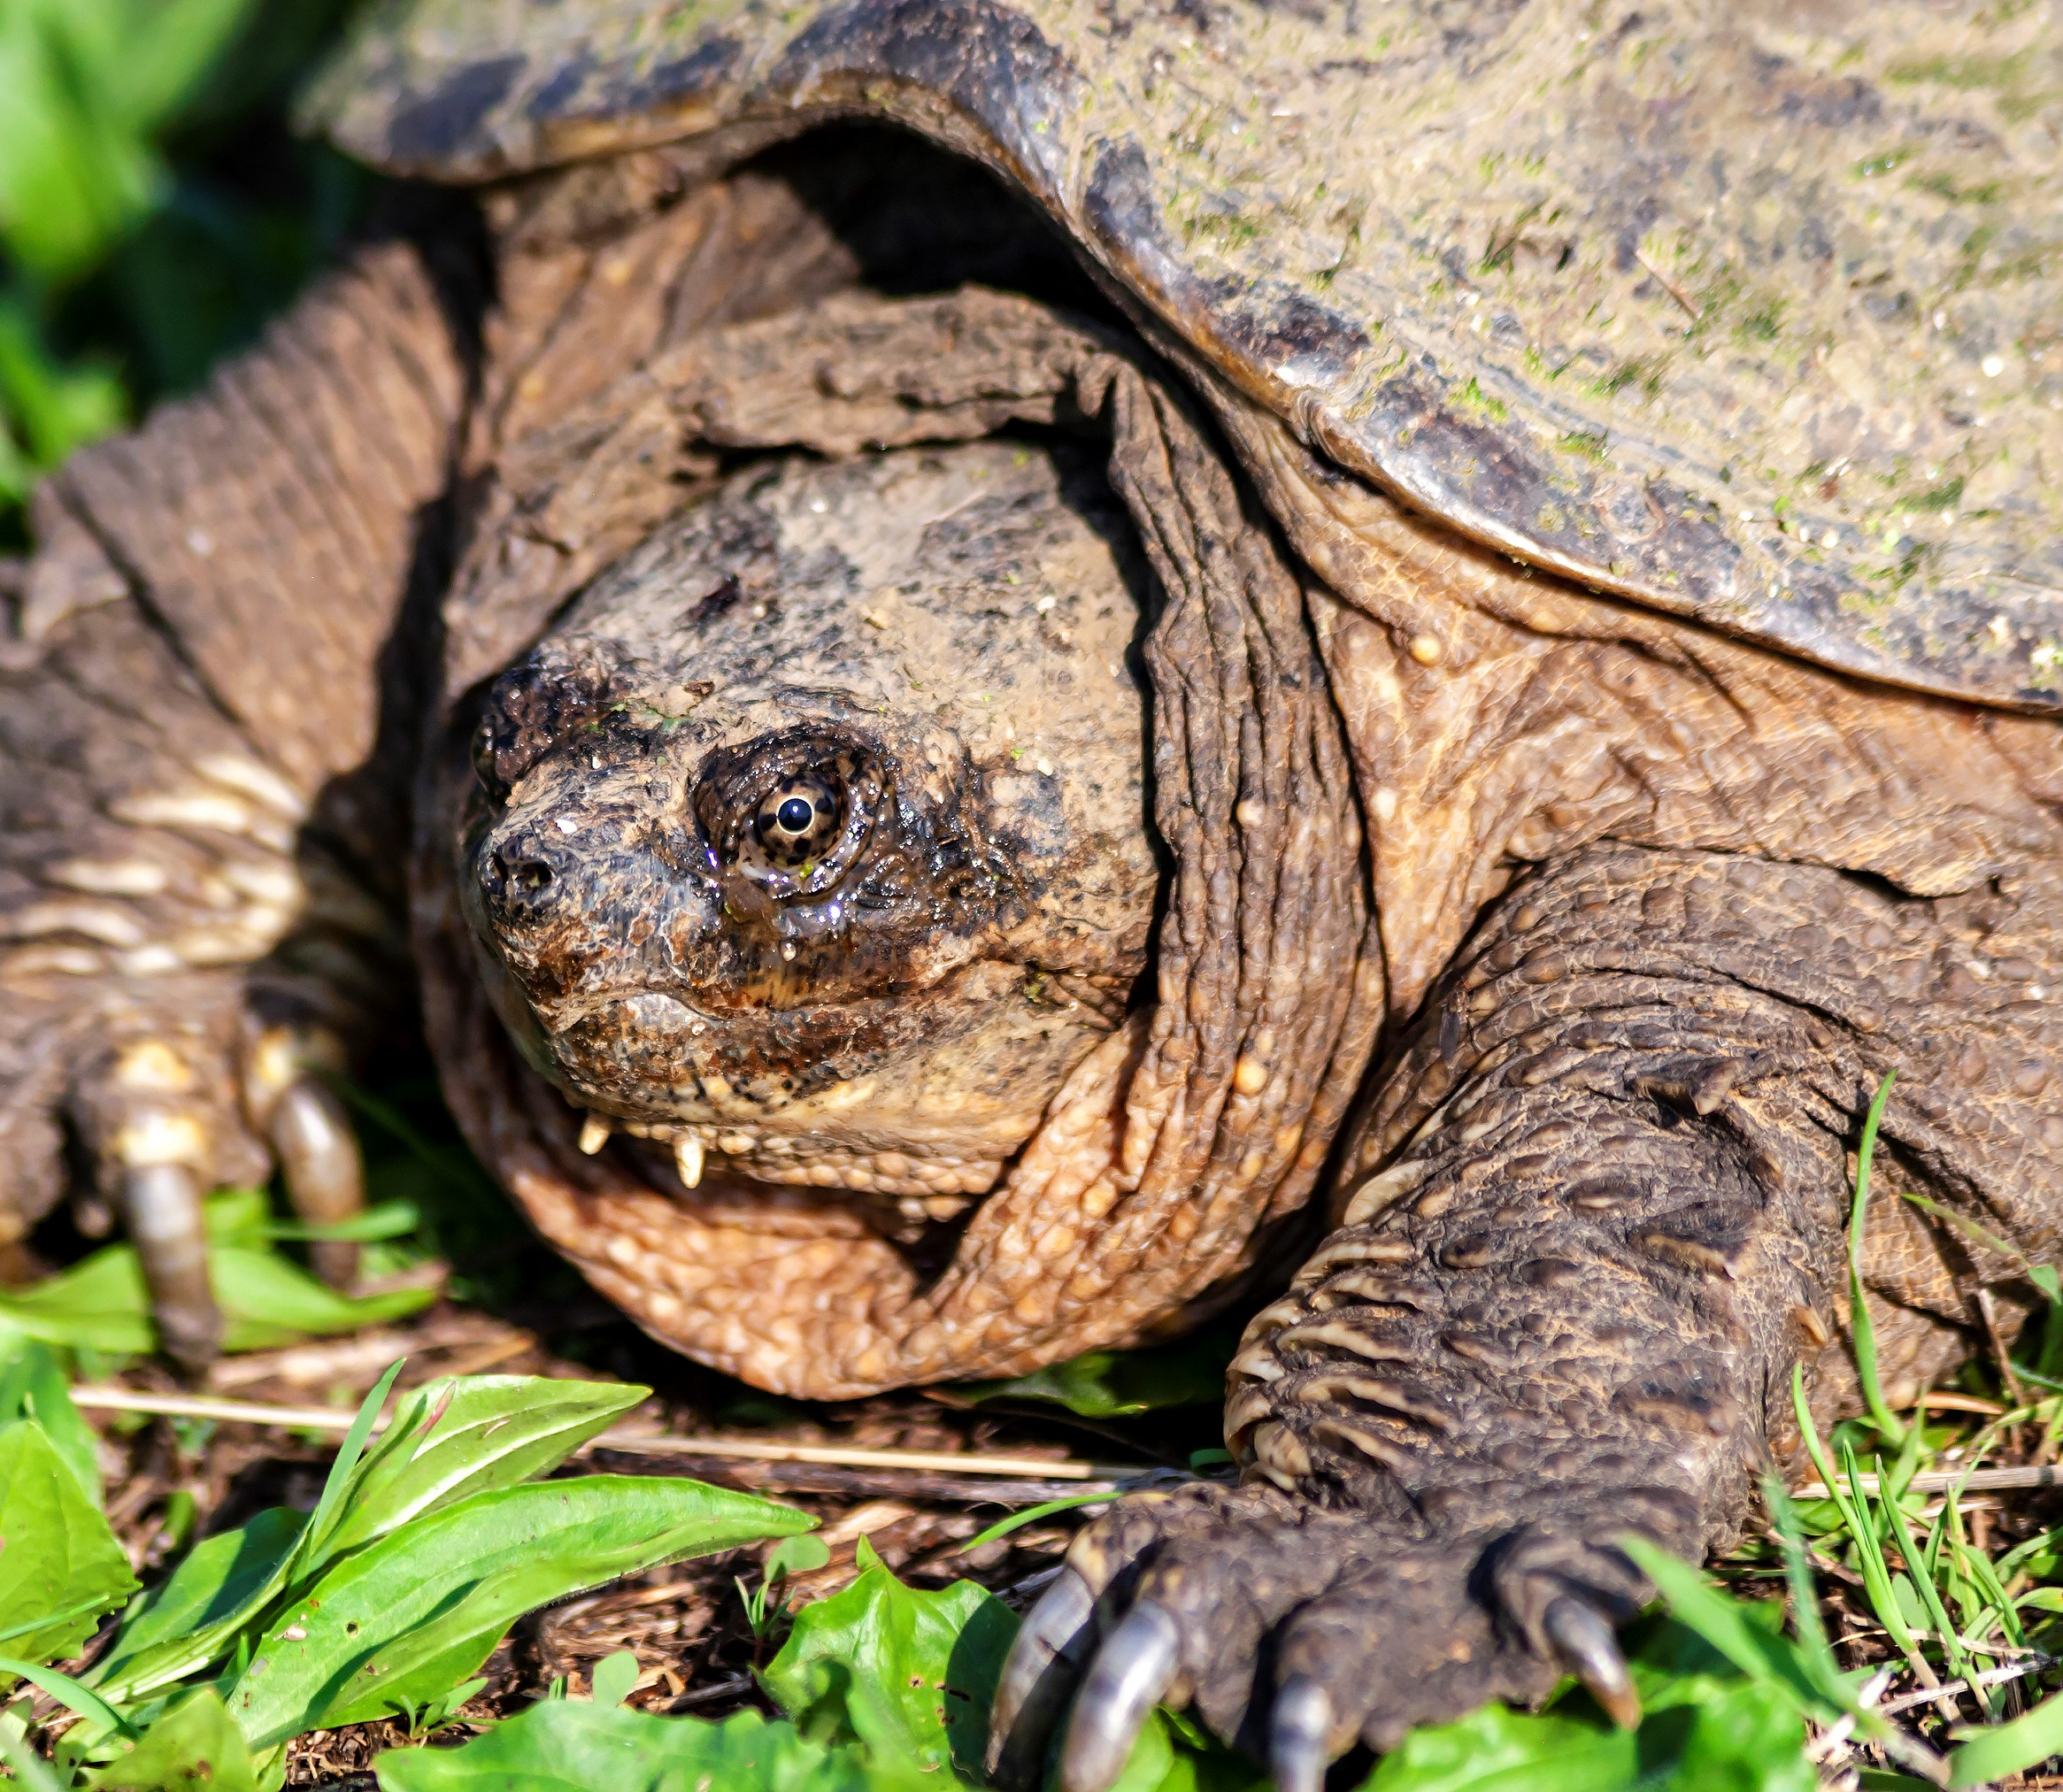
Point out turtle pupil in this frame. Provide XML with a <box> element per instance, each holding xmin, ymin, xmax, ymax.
<box><xmin>776</xmin><ymin>796</ymin><xmax>814</xmax><ymax>834</ymax></box>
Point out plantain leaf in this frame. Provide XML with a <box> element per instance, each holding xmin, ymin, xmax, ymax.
<box><xmin>319</xmin><ymin>1375</ymin><xmax>648</xmax><ymax>1561</ymax></box>
<box><xmin>1358</xmin><ymin>1618</ymin><xmax>1816</xmax><ymax>1792</ymax></box>
<box><xmin>0</xmin><ymin>1333</ymin><xmax>101</xmax><ymax>1505</ymax></box>
<box><xmin>762</xmin><ymin>1542</ymin><xmax>1016</xmax><ymax>1781</ymax></box>
<box><xmin>82</xmin><ymin>1688</ymin><xmax>258</xmax><ymax>1792</ymax></box>
<box><xmin>0</xmin><ymin>1419</ymin><xmax>137</xmax><ymax>1673</ymax></box>
<box><xmin>1948</xmin><ymin>1688</ymin><xmax>2063</xmax><ymax>1788</ymax></box>
<box><xmin>0</xmin><ymin>1192</ymin><xmax>432</xmax><ymax>1356</ymax></box>
<box><xmin>95</xmin><ymin>1373</ymin><xmax>649</xmax><ymax>1708</ymax></box>
<box><xmin>372</xmin><ymin>1700</ymin><xmax>920</xmax><ymax>1792</ymax></box>
<box><xmin>89</xmin><ymin>1505</ymin><xmax>305</xmax><ymax>1703</ymax></box>
<box><xmin>227</xmin><ymin>1476</ymin><xmax>811</xmax><ymax>1747</ymax></box>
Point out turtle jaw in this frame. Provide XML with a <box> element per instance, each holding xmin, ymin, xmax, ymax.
<box><xmin>503</xmin><ymin>961</ymin><xmax>1125</xmax><ymax>1216</ymax></box>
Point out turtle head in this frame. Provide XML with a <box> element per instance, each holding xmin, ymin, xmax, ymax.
<box><xmin>461</xmin><ymin>438</ymin><xmax>1157</xmax><ymax>1230</ymax></box>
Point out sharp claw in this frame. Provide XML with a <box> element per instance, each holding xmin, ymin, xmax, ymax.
<box><xmin>268</xmin><ymin>1079</ymin><xmax>365</xmax><ymax>1288</ymax></box>
<box><xmin>1270</xmin><ymin>1676</ymin><xmax>1333</xmax><ymax>1792</ymax></box>
<box><xmin>1059</xmin><ymin>1602</ymin><xmax>1182</xmax><ymax>1792</ymax></box>
<box><xmin>987</xmin><ymin>1566</ymin><xmax>1097</xmax><ymax>1786</ymax></box>
<box><xmin>1543</xmin><ymin>1596</ymin><xmax>1641</xmax><ymax>1730</ymax></box>
<box><xmin>122</xmin><ymin>1163</ymin><xmax>221</xmax><ymax>1373</ymax></box>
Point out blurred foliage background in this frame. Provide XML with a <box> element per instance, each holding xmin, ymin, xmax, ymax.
<box><xmin>0</xmin><ymin>0</ymin><xmax>365</xmax><ymax>544</ymax></box>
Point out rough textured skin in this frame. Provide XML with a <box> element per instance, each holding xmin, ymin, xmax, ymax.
<box><xmin>1055</xmin><ymin>843</ymin><xmax>2063</xmax><ymax>1757</ymax></box>
<box><xmin>0</xmin><ymin>228</ymin><xmax>475</xmax><ymax>1251</ymax></box>
<box><xmin>464</xmin><ymin>439</ymin><xmax>1159</xmax><ymax>1232</ymax></box>
<box><xmin>413</xmin><ymin>287</ymin><xmax>1378</xmax><ymax>1395</ymax></box>
<box><xmin>3</xmin><ymin>44</ymin><xmax>2062</xmax><ymax>1778</ymax></box>
<box><xmin>310</xmin><ymin>0</ymin><xmax>2063</xmax><ymax>709</ymax></box>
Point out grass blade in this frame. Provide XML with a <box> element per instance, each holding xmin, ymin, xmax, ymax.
<box><xmin>0</xmin><ymin>1719</ymin><xmax>65</xmax><ymax>1792</ymax></box>
<box><xmin>1849</xmin><ymin>1071</ymin><xmax>1908</xmax><ymax>1446</ymax></box>
<box><xmin>1836</xmin><ymin>1436</ymin><xmax>1928</xmax><ymax>1679</ymax></box>
<box><xmin>1873</xmin><ymin>1456</ymin><xmax>1971</xmax><ymax>1693</ymax></box>
<box><xmin>1947</xmin><ymin>1688</ymin><xmax>2063</xmax><ymax>1788</ymax></box>
<box><xmin>960</xmin><ymin>1493</ymin><xmax>1117</xmax><ymax>1553</ymax></box>
<box><xmin>1760</xmin><ymin>1475</ymin><xmax>1847</xmax><ymax>1708</ymax></box>
<box><xmin>0</xmin><ymin>1657</ymin><xmax>135</xmax><ymax>1740</ymax></box>
<box><xmin>288</xmin><ymin>1357</ymin><xmax>402</xmax><ymax>1580</ymax></box>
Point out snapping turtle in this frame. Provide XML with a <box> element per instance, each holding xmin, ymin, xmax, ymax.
<box><xmin>4</xmin><ymin>0</ymin><xmax>2062</xmax><ymax>1783</ymax></box>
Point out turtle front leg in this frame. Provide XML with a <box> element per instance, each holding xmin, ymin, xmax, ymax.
<box><xmin>991</xmin><ymin>843</ymin><xmax>2063</xmax><ymax>1789</ymax></box>
<box><xmin>0</xmin><ymin>236</ymin><xmax>472</xmax><ymax>1367</ymax></box>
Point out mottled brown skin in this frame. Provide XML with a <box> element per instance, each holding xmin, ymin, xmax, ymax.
<box><xmin>463</xmin><ymin>439</ymin><xmax>1156</xmax><ymax>1226</ymax></box>
<box><xmin>3</xmin><ymin>123</ymin><xmax>2062</xmax><ymax>1784</ymax></box>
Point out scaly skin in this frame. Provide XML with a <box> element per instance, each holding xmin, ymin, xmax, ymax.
<box><xmin>995</xmin><ymin>843</ymin><xmax>2063</xmax><ymax>1781</ymax></box>
<box><xmin>4</xmin><ymin>120</ymin><xmax>2062</xmax><ymax>1788</ymax></box>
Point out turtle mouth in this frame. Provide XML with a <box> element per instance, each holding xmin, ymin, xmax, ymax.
<box><xmin>533</xmin><ymin>964</ymin><xmax>1126</xmax><ymax>1234</ymax></box>
<box><xmin>567</xmin><ymin>1109</ymin><xmax>999</xmax><ymax>1239</ymax></box>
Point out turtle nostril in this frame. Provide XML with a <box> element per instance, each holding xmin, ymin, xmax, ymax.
<box><xmin>490</xmin><ymin>844</ymin><xmax>559</xmax><ymax>904</ymax></box>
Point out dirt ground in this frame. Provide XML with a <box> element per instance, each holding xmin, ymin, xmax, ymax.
<box><xmin>73</xmin><ymin>1294</ymin><xmax>1209</xmax><ymax>1789</ymax></box>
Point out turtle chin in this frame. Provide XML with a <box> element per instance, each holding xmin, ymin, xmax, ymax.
<box><xmin>500</xmin><ymin>965</ymin><xmax>1127</xmax><ymax>1236</ymax></box>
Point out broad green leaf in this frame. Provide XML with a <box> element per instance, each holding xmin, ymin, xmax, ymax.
<box><xmin>766</xmin><ymin>1533</ymin><xmax>833</xmax><ymax>1581</ymax></box>
<box><xmin>95</xmin><ymin>1372</ymin><xmax>648</xmax><ymax>1705</ymax></box>
<box><xmin>107</xmin><ymin>0</ymin><xmax>259</xmax><ymax>131</ymax></box>
<box><xmin>590</xmin><ymin>1651</ymin><xmax>638</xmax><ymax>1711</ymax></box>
<box><xmin>964</xmin><ymin>1328</ymin><xmax>1232</xmax><ymax>1418</ymax></box>
<box><xmin>762</xmin><ymin>1544</ymin><xmax>1016</xmax><ymax>1780</ymax></box>
<box><xmin>0</xmin><ymin>1419</ymin><xmax>137</xmax><ymax>1671</ymax></box>
<box><xmin>90</xmin><ymin>1506</ymin><xmax>306</xmax><ymax>1702</ymax></box>
<box><xmin>0</xmin><ymin>1247</ymin><xmax>158</xmax><ymax>1355</ymax></box>
<box><xmin>1357</xmin><ymin>1674</ymin><xmax>1813</xmax><ymax>1792</ymax></box>
<box><xmin>319</xmin><ymin>1375</ymin><xmax>649</xmax><ymax>1561</ymax></box>
<box><xmin>1359</xmin><ymin>1700</ymin><xmax>1638</xmax><ymax>1792</ymax></box>
<box><xmin>227</xmin><ymin>1475</ymin><xmax>811</xmax><ymax>1747</ymax></box>
<box><xmin>0</xmin><ymin>5</ymin><xmax>158</xmax><ymax>281</ymax></box>
<box><xmin>0</xmin><ymin>1333</ymin><xmax>101</xmax><ymax>1504</ymax></box>
<box><xmin>0</xmin><ymin>1195</ymin><xmax>432</xmax><ymax>1356</ymax></box>
<box><xmin>1948</xmin><ymin>1687</ymin><xmax>2063</xmax><ymax>1788</ymax></box>
<box><xmin>373</xmin><ymin>1700</ymin><xmax>920</xmax><ymax>1792</ymax></box>
<box><xmin>83</xmin><ymin>1688</ymin><xmax>258</xmax><ymax>1792</ymax></box>
<box><xmin>209</xmin><ymin>1245</ymin><xmax>435</xmax><ymax>1348</ymax></box>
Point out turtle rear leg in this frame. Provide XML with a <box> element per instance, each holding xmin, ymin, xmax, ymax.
<box><xmin>991</xmin><ymin>842</ymin><xmax>2063</xmax><ymax>1788</ymax></box>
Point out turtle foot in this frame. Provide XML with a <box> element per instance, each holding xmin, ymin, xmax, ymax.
<box><xmin>987</xmin><ymin>1479</ymin><xmax>1660</xmax><ymax>1792</ymax></box>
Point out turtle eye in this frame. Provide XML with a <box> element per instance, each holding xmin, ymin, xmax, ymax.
<box><xmin>754</xmin><ymin>777</ymin><xmax>842</xmax><ymax>866</ymax></box>
<box><xmin>693</xmin><ymin>734</ymin><xmax>886</xmax><ymax>901</ymax></box>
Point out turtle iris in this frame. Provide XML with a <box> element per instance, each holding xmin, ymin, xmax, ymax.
<box><xmin>755</xmin><ymin>778</ymin><xmax>841</xmax><ymax>866</ymax></box>
<box><xmin>692</xmin><ymin>732</ymin><xmax>887</xmax><ymax>902</ymax></box>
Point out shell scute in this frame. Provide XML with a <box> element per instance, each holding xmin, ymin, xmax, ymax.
<box><xmin>311</xmin><ymin>0</ymin><xmax>2063</xmax><ymax>708</ymax></box>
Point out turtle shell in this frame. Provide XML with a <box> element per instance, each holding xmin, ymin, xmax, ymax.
<box><xmin>308</xmin><ymin>0</ymin><xmax>2063</xmax><ymax>711</ymax></box>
